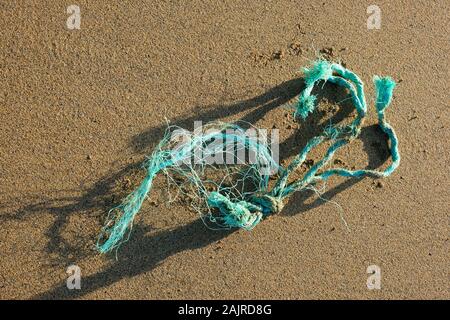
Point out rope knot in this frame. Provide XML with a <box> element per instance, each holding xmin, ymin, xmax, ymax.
<box><xmin>207</xmin><ymin>192</ymin><xmax>262</xmax><ymax>230</ymax></box>
<box><xmin>250</xmin><ymin>194</ymin><xmax>284</xmax><ymax>215</ymax></box>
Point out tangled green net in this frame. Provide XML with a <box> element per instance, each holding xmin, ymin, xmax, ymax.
<box><xmin>97</xmin><ymin>60</ymin><xmax>400</xmax><ymax>254</ymax></box>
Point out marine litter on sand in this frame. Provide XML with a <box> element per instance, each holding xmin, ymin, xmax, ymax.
<box><xmin>96</xmin><ymin>59</ymin><xmax>400</xmax><ymax>254</ymax></box>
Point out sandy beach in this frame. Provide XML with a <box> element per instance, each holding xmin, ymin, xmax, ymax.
<box><xmin>0</xmin><ymin>1</ymin><xmax>448</xmax><ymax>299</ymax></box>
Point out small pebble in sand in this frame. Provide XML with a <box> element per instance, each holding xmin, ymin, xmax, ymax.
<box><xmin>149</xmin><ymin>199</ymin><xmax>159</xmax><ymax>207</ymax></box>
<box><xmin>289</xmin><ymin>41</ymin><xmax>302</xmax><ymax>55</ymax></box>
<box><xmin>272</xmin><ymin>49</ymin><xmax>285</xmax><ymax>60</ymax></box>
<box><xmin>123</xmin><ymin>178</ymin><xmax>132</xmax><ymax>189</ymax></box>
<box><xmin>320</xmin><ymin>47</ymin><xmax>334</xmax><ymax>57</ymax></box>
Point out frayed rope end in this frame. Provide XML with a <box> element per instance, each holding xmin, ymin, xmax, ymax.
<box><xmin>295</xmin><ymin>94</ymin><xmax>317</xmax><ymax>120</ymax></box>
<box><xmin>373</xmin><ymin>76</ymin><xmax>396</xmax><ymax>113</ymax></box>
<box><xmin>302</xmin><ymin>60</ymin><xmax>333</xmax><ymax>85</ymax></box>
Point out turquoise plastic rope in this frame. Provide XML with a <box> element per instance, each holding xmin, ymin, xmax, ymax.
<box><xmin>97</xmin><ymin>60</ymin><xmax>400</xmax><ymax>254</ymax></box>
